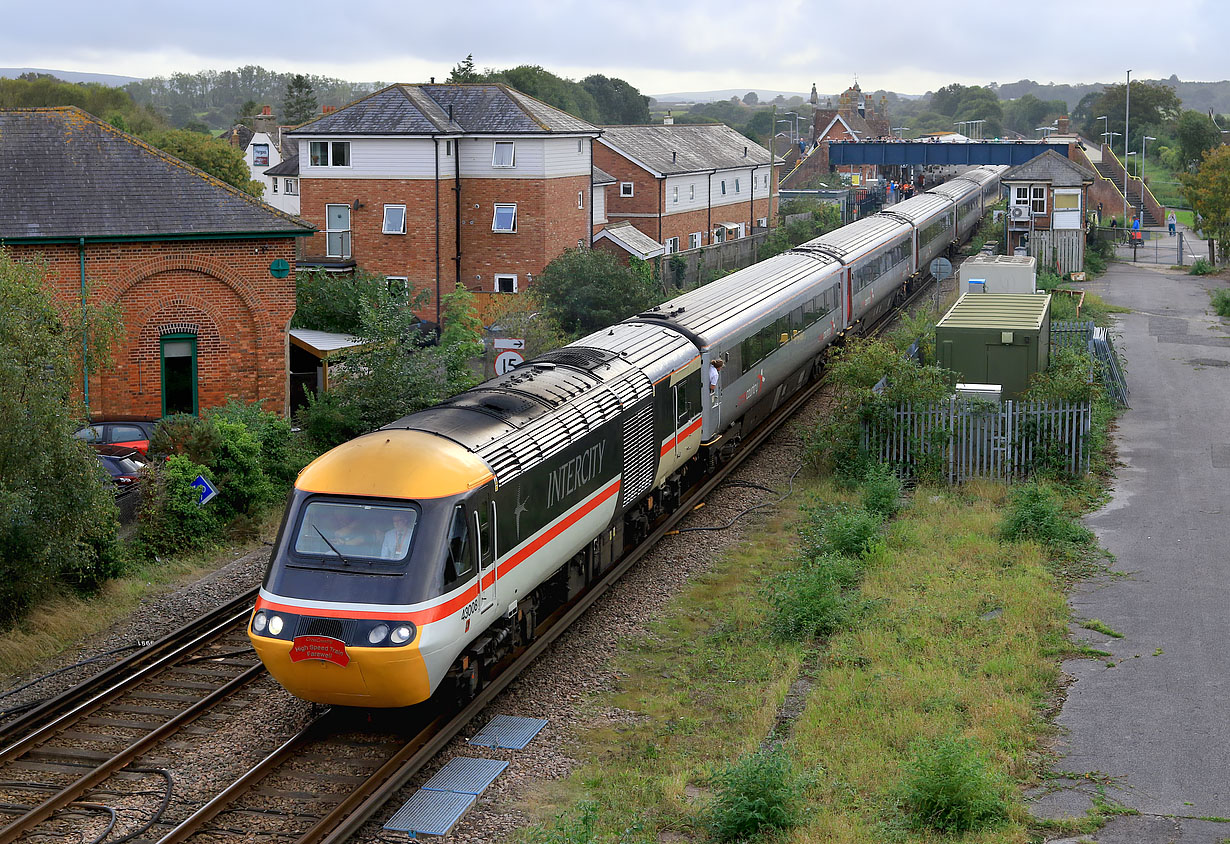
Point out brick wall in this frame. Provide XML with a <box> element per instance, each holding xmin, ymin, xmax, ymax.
<box><xmin>4</xmin><ymin>238</ymin><xmax>297</xmax><ymax>419</ymax></box>
<box><xmin>592</xmin><ymin>146</ymin><xmax>660</xmax><ymax>217</ymax></box>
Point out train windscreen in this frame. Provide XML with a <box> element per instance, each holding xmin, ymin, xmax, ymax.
<box><xmin>293</xmin><ymin>501</ymin><xmax>420</xmax><ymax>565</ymax></box>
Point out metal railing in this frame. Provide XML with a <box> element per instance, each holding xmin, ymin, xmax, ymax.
<box><xmin>863</xmin><ymin>399</ymin><xmax>1092</xmax><ymax>483</ymax></box>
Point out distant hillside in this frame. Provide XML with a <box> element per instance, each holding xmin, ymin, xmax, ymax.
<box><xmin>992</xmin><ymin>76</ymin><xmax>1230</xmax><ymax>114</ymax></box>
<box><xmin>0</xmin><ymin>68</ymin><xmax>141</xmax><ymax>86</ymax></box>
<box><xmin>652</xmin><ymin>89</ymin><xmax>807</xmax><ymax>104</ymax></box>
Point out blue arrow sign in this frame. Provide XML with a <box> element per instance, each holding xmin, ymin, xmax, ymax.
<box><xmin>191</xmin><ymin>475</ymin><xmax>218</xmax><ymax>506</ymax></box>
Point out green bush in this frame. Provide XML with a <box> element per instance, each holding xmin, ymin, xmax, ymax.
<box><xmin>822</xmin><ymin>506</ymin><xmax>883</xmax><ymax>559</ymax></box>
<box><xmin>209</xmin><ymin>399</ymin><xmax>297</xmax><ymax>484</ymax></box>
<box><xmin>766</xmin><ymin>552</ymin><xmax>861</xmax><ymax>641</ymax></box>
<box><xmin>1190</xmin><ymin>258</ymin><xmax>1216</xmax><ymax>276</ymax></box>
<box><xmin>137</xmin><ymin>455</ymin><xmax>220</xmax><ymax>555</ymax></box>
<box><xmin>860</xmin><ymin>463</ymin><xmax>902</xmax><ymax>519</ymax></box>
<box><xmin>706</xmin><ymin>748</ymin><xmax>802</xmax><ymax>842</ymax></box>
<box><xmin>1210</xmin><ymin>288</ymin><xmax>1230</xmax><ymax>317</ymax></box>
<box><xmin>1084</xmin><ymin>248</ymin><xmax>1108</xmax><ymax>276</ymax></box>
<box><xmin>295</xmin><ymin>388</ymin><xmax>364</xmax><ymax>451</ymax></box>
<box><xmin>292</xmin><ymin>268</ymin><xmax>393</xmax><ymax>334</ymax></box>
<box><xmin>211</xmin><ymin>419</ymin><xmax>274</xmax><ymax>521</ymax></box>
<box><xmin>149</xmin><ymin>413</ymin><xmax>221</xmax><ymax>465</ymax></box>
<box><xmin>898</xmin><ymin>735</ymin><xmax>1009</xmax><ymax>833</ymax></box>
<box><xmin>998</xmin><ymin>481</ymin><xmax>1094</xmax><ymax>550</ymax></box>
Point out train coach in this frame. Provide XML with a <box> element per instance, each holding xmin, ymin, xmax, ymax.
<box><xmin>248</xmin><ymin>165</ymin><xmax>1007</xmax><ymax>708</ymax></box>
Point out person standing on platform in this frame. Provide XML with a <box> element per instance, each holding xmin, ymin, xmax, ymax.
<box><xmin>1131</xmin><ymin>215</ymin><xmax>1142</xmax><ymax>245</ymax></box>
<box><xmin>1167</xmin><ymin>210</ymin><xmax>1177</xmax><ymax>237</ymax></box>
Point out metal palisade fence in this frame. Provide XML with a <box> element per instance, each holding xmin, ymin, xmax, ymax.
<box><xmin>863</xmin><ymin>399</ymin><xmax>1092</xmax><ymax>483</ymax></box>
<box><xmin>1051</xmin><ymin>320</ymin><xmax>1130</xmax><ymax>407</ymax></box>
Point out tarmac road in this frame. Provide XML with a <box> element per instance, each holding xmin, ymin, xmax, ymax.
<box><xmin>1032</xmin><ymin>258</ymin><xmax>1230</xmax><ymax>843</ymax></box>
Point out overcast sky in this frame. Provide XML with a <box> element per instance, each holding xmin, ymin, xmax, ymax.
<box><xmin>6</xmin><ymin>0</ymin><xmax>1227</xmax><ymax>96</ymax></box>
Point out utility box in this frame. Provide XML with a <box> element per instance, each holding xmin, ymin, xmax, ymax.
<box><xmin>960</xmin><ymin>254</ymin><xmax>1037</xmax><ymax>295</ymax></box>
<box><xmin>936</xmin><ymin>293</ymin><xmax>1052</xmax><ymax>400</ymax></box>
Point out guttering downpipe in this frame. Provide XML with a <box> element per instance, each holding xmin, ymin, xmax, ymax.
<box><xmin>433</xmin><ymin>136</ymin><xmax>441</xmax><ymax>337</ymax></box>
<box><xmin>454</xmin><ymin>134</ymin><xmax>462</xmax><ymax>306</ymax></box>
<box><xmin>707</xmin><ymin>170</ymin><xmax>715</xmax><ymax>244</ymax></box>
<box><xmin>78</xmin><ymin>237</ymin><xmax>89</xmax><ymax>414</ymax></box>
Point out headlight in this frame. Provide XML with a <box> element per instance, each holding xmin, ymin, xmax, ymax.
<box><xmin>252</xmin><ymin>612</ymin><xmax>267</xmax><ymax>634</ymax></box>
<box><xmin>268</xmin><ymin>615</ymin><xmax>284</xmax><ymax>636</ymax></box>
<box><xmin>390</xmin><ymin>625</ymin><xmax>414</xmax><ymax>644</ymax></box>
<box><xmin>368</xmin><ymin>624</ymin><xmax>390</xmax><ymax>644</ymax></box>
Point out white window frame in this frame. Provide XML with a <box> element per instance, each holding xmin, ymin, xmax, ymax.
<box><xmin>689</xmin><ymin>231</ymin><xmax>702</xmax><ymax>249</ymax></box>
<box><xmin>578</xmin><ymin>190</ymin><xmax>584</xmax><ymax>209</ymax></box>
<box><xmin>620</xmin><ymin>182</ymin><xmax>634</xmax><ymax>197</ymax></box>
<box><xmin>445</xmin><ymin>140</ymin><xmax>452</xmax><ymax>156</ymax></box>
<box><xmin>1031</xmin><ymin>185</ymin><xmax>1047</xmax><ymax>215</ymax></box>
<box><xmin>494</xmin><ymin>273</ymin><xmax>518</xmax><ymax>293</ymax></box>
<box><xmin>757</xmin><ymin>217</ymin><xmax>768</xmax><ymax>228</ymax></box>
<box><xmin>382</xmin><ymin>204</ymin><xmax>406</xmax><ymax>235</ymax></box>
<box><xmin>284</xmin><ymin>178</ymin><xmax>298</xmax><ymax>196</ymax></box>
<box><xmin>713</xmin><ymin>226</ymin><xmax>726</xmax><ymax>244</ymax></box>
<box><xmin>689</xmin><ymin>184</ymin><xmax>695</xmax><ymax>200</ymax></box>
<box><xmin>325</xmin><ymin>203</ymin><xmax>351</xmax><ymax>258</ymax></box>
<box><xmin>492</xmin><ymin>141</ymin><xmax>515</xmax><ymax>168</ymax></box>
<box><xmin>763</xmin><ymin>174</ymin><xmax>770</xmax><ymax>189</ymax></box>
<box><xmin>271</xmin><ymin>177</ymin><xmax>278</xmax><ymax>194</ymax></box>
<box><xmin>673</xmin><ymin>186</ymin><xmax>679</xmax><ymax>204</ymax></box>
<box><xmin>492</xmin><ymin>203</ymin><xmax>517</xmax><ymax>233</ymax></box>
<box><xmin>720</xmin><ymin>180</ymin><xmax>727</xmax><ymax>196</ymax></box>
<box><xmin>1013</xmin><ymin>186</ymin><xmax>1030</xmax><ymax>207</ymax></box>
<box><xmin>386</xmin><ymin>276</ymin><xmax>408</xmax><ymax>299</ymax></box>
<box><xmin>309</xmin><ymin>140</ymin><xmax>350</xmax><ymax>167</ymax></box>
<box><xmin>735</xmin><ymin>178</ymin><xmax>741</xmax><ymax>194</ymax></box>
<box><xmin>665</xmin><ymin>236</ymin><xmax>680</xmax><ymax>253</ymax></box>
<box><xmin>577</xmin><ymin>138</ymin><xmax>583</xmax><ymax>153</ymax></box>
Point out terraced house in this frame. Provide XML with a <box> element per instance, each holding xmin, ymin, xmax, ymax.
<box><xmin>288</xmin><ymin>84</ymin><xmax>601</xmax><ymax>322</ymax></box>
<box><xmin>0</xmin><ymin>107</ymin><xmax>314</xmax><ymax>419</ymax></box>
<box><xmin>593</xmin><ymin>123</ymin><xmax>780</xmax><ymax>256</ymax></box>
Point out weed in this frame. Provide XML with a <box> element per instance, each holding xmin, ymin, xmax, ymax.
<box><xmin>999</xmin><ymin>482</ymin><xmax>1095</xmax><ymax>551</ymax></box>
<box><xmin>1080</xmin><ymin>619</ymin><xmax>1124</xmax><ymax>638</ymax></box>
<box><xmin>1210</xmin><ymin>287</ymin><xmax>1230</xmax><ymax>316</ymax></box>
<box><xmin>766</xmin><ymin>553</ymin><xmax>862</xmax><ymax>641</ymax></box>
<box><xmin>705</xmin><ymin>748</ymin><xmax>802</xmax><ymax>842</ymax></box>
<box><xmin>1191</xmin><ymin>258</ymin><xmax>1217</xmax><ymax>277</ymax></box>
<box><xmin>1154</xmin><ymin>647</ymin><xmax>1165</xmax><ymax>656</ymax></box>
<box><xmin>523</xmin><ymin>801</ymin><xmax>598</xmax><ymax>843</ymax></box>
<box><xmin>897</xmin><ymin>734</ymin><xmax>1010</xmax><ymax>833</ymax></box>
<box><xmin>861</xmin><ymin>463</ymin><xmax>902</xmax><ymax>519</ymax></box>
<box><xmin>821</xmin><ymin>506</ymin><xmax>884</xmax><ymax>559</ymax></box>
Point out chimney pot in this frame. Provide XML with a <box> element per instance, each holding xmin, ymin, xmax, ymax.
<box><xmin>261</xmin><ymin>105</ymin><xmax>271</xmax><ymax>116</ymax></box>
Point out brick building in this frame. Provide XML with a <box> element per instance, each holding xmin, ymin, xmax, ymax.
<box><xmin>0</xmin><ymin>108</ymin><xmax>314</xmax><ymax>419</ymax></box>
<box><xmin>288</xmin><ymin>84</ymin><xmax>601</xmax><ymax>323</ymax></box>
<box><xmin>593</xmin><ymin>124</ymin><xmax>780</xmax><ymax>254</ymax></box>
<box><xmin>809</xmin><ymin>83</ymin><xmax>894</xmax><ymax>184</ymax></box>
<box><xmin>1002</xmin><ymin>149</ymin><xmax>1096</xmax><ymax>274</ymax></box>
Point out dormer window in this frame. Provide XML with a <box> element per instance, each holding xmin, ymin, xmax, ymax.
<box><xmin>492</xmin><ymin>142</ymin><xmax>515</xmax><ymax>168</ymax></box>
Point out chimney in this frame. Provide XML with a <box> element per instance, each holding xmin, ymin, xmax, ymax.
<box><xmin>1057</xmin><ymin>115</ymin><xmax>1070</xmax><ymax>134</ymax></box>
<box><xmin>228</xmin><ymin>128</ymin><xmax>240</xmax><ymax>148</ymax></box>
<box><xmin>664</xmin><ymin>110</ymin><xmax>674</xmax><ymax>125</ymax></box>
<box><xmin>253</xmin><ymin>105</ymin><xmax>275</xmax><ymax>134</ymax></box>
<box><xmin>321</xmin><ymin>105</ymin><xmax>336</xmax><ymax>115</ymax></box>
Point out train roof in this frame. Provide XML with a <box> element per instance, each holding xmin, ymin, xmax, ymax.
<box><xmin>631</xmin><ymin>251</ymin><xmax>837</xmax><ymax>347</ymax></box>
<box><xmin>795</xmin><ymin>214</ymin><xmax>911</xmax><ymax>262</ymax></box>
<box><xmin>880</xmin><ymin>192</ymin><xmax>951</xmax><ymax>223</ymax></box>
<box><xmin>386</xmin><ymin>322</ymin><xmax>695</xmax><ymax>484</ymax></box>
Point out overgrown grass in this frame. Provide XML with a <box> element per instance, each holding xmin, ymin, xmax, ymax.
<box><xmin>705</xmin><ymin>748</ymin><xmax>804</xmax><ymax>841</ymax></box>
<box><xmin>1211</xmin><ymin>287</ymin><xmax>1230</xmax><ymax>316</ymax></box>
<box><xmin>519</xmin><ymin>473</ymin><xmax>1081</xmax><ymax>843</ymax></box>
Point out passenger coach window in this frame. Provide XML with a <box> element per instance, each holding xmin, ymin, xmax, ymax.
<box><xmin>444</xmin><ymin>505</ymin><xmax>475</xmax><ymax>586</ymax></box>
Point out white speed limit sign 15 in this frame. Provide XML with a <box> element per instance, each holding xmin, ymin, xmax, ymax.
<box><xmin>495</xmin><ymin>350</ymin><xmax>524</xmax><ymax>374</ymax></box>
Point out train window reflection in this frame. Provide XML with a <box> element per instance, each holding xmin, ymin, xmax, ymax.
<box><xmin>294</xmin><ymin>501</ymin><xmax>419</xmax><ymax>563</ymax></box>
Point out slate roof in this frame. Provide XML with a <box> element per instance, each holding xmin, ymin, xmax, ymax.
<box><xmin>816</xmin><ymin>108</ymin><xmax>891</xmax><ymax>141</ymax></box>
<box><xmin>1001</xmin><ymin>149</ymin><xmax>1096</xmax><ymax>187</ymax></box>
<box><xmin>592</xmin><ymin>166</ymin><xmax>616</xmax><ymax>185</ymax></box>
<box><xmin>0</xmin><ymin>108</ymin><xmax>314</xmax><ymax>241</ymax></box>
<box><xmin>223</xmin><ymin>124</ymin><xmax>255</xmax><ymax>151</ymax></box>
<box><xmin>597</xmin><ymin>124</ymin><xmax>780</xmax><ymax>176</ymax></box>
<box><xmin>265</xmin><ymin>154</ymin><xmax>299</xmax><ymax>177</ymax></box>
<box><xmin>287</xmin><ymin>84</ymin><xmax>599</xmax><ymax>136</ymax></box>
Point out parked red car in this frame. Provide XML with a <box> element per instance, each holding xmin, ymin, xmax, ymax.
<box><xmin>74</xmin><ymin>418</ymin><xmax>157</xmax><ymax>456</ymax></box>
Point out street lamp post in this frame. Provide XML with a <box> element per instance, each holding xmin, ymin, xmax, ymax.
<box><xmin>1141</xmin><ymin>135</ymin><xmax>1156</xmax><ymax>219</ymax></box>
<box><xmin>784</xmin><ymin>111</ymin><xmax>799</xmax><ymax>149</ymax></box>
<box><xmin>1124</xmin><ymin>70</ymin><xmax>1131</xmax><ymax>227</ymax></box>
<box><xmin>892</xmin><ymin>126</ymin><xmax>909</xmax><ymax>139</ymax></box>
<box><xmin>1097</xmin><ymin>116</ymin><xmax>1109</xmax><ymax>149</ymax></box>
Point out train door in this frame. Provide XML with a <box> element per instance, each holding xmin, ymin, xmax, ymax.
<box><xmin>472</xmin><ymin>495</ymin><xmax>496</xmax><ymax>614</ymax></box>
<box><xmin>672</xmin><ymin>375</ymin><xmax>699</xmax><ymax>460</ymax></box>
<box><xmin>843</xmin><ymin>266</ymin><xmax>854</xmax><ymax>328</ymax></box>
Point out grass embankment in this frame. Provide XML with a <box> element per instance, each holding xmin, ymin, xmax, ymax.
<box><xmin>523</xmin><ymin>474</ymin><xmax>1099</xmax><ymax>843</ymax></box>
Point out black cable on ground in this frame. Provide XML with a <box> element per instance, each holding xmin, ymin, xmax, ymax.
<box><xmin>104</xmin><ymin>767</ymin><xmax>174</xmax><ymax>844</ymax></box>
<box><xmin>0</xmin><ymin>642</ymin><xmax>147</xmax><ymax>707</ymax></box>
<box><xmin>669</xmin><ymin>462</ymin><xmax>805</xmax><ymax>535</ymax></box>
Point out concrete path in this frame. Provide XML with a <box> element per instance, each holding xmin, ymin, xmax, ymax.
<box><xmin>1031</xmin><ymin>259</ymin><xmax>1230</xmax><ymax>842</ymax></box>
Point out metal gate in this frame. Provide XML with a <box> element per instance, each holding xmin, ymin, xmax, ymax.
<box><xmin>1091</xmin><ymin>227</ymin><xmax>1186</xmax><ymax>265</ymax></box>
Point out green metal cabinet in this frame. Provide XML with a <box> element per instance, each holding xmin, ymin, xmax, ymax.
<box><xmin>935</xmin><ymin>293</ymin><xmax>1051</xmax><ymax>400</ymax></box>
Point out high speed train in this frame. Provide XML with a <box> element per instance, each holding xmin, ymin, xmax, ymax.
<box><xmin>247</xmin><ymin>165</ymin><xmax>1006</xmax><ymax>707</ymax></box>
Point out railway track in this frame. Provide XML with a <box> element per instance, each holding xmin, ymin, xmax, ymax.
<box><xmin>0</xmin><ymin>269</ymin><xmax>947</xmax><ymax>843</ymax></box>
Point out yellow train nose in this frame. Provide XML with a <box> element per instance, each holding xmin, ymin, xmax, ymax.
<box><xmin>249</xmin><ymin>634</ymin><xmax>433</xmax><ymax>708</ymax></box>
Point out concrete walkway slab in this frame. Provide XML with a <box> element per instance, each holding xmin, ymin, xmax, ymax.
<box><xmin>1035</xmin><ymin>259</ymin><xmax>1230</xmax><ymax>843</ymax></box>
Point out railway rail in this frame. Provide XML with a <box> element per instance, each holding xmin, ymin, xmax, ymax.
<box><xmin>0</xmin><ymin>267</ymin><xmax>949</xmax><ymax>843</ymax></box>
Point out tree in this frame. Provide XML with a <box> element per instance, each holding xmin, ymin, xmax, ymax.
<box><xmin>1089</xmin><ymin>80</ymin><xmax>1182</xmax><ymax>144</ymax></box>
<box><xmin>581</xmin><ymin>74</ymin><xmax>650</xmax><ymax>124</ymax></box>
<box><xmin>743</xmin><ymin>91</ymin><xmax>759</xmax><ymax>106</ymax></box>
<box><xmin>487</xmin><ymin>291</ymin><xmax>567</xmax><ymax>361</ymax></box>
<box><xmin>535</xmin><ymin>248</ymin><xmax>659</xmax><ymax>337</ymax></box>
<box><xmin>141</xmin><ymin>129</ymin><xmax>264</xmax><ymax>196</ymax></box>
<box><xmin>1180</xmin><ymin>145</ymin><xmax>1230</xmax><ymax>262</ymax></box>
<box><xmin>448</xmin><ymin>54</ymin><xmax>479</xmax><ymax>83</ymax></box>
<box><xmin>1176</xmin><ymin>110</ymin><xmax>1222</xmax><ymax>169</ymax></box>
<box><xmin>0</xmin><ymin>253</ymin><xmax>123</xmax><ymax>623</ymax></box>
<box><xmin>282</xmin><ymin>74</ymin><xmax>318</xmax><ymax>125</ymax></box>
<box><xmin>234</xmin><ymin>99</ymin><xmax>258</xmax><ymax>127</ymax></box>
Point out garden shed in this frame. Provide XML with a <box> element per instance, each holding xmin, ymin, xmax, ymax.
<box><xmin>935</xmin><ymin>293</ymin><xmax>1052</xmax><ymax>400</ymax></box>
